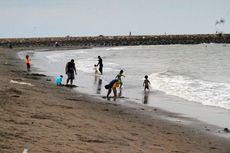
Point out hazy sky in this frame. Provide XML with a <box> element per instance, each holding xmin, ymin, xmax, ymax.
<box><xmin>0</xmin><ymin>0</ymin><xmax>230</xmax><ymax>38</ymax></box>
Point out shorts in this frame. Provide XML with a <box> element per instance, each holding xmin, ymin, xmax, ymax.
<box><xmin>144</xmin><ymin>85</ymin><xmax>149</xmax><ymax>90</ymax></box>
<box><xmin>26</xmin><ymin>63</ymin><xmax>30</xmax><ymax>69</ymax></box>
<box><xmin>112</xmin><ymin>82</ymin><xmax>120</xmax><ymax>89</ymax></box>
<box><xmin>67</xmin><ymin>72</ymin><xmax>75</xmax><ymax>80</ymax></box>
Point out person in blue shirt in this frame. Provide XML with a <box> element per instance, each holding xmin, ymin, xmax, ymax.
<box><xmin>56</xmin><ymin>75</ymin><xmax>63</xmax><ymax>86</ymax></box>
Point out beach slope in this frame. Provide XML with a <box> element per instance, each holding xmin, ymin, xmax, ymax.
<box><xmin>0</xmin><ymin>47</ymin><xmax>230</xmax><ymax>153</ymax></box>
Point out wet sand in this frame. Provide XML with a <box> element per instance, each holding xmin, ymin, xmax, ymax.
<box><xmin>0</xmin><ymin>47</ymin><xmax>230</xmax><ymax>153</ymax></box>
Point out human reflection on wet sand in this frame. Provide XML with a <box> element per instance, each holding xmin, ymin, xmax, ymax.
<box><xmin>118</xmin><ymin>88</ymin><xmax>122</xmax><ymax>97</ymax></box>
<box><xmin>96</xmin><ymin>78</ymin><xmax>102</xmax><ymax>94</ymax></box>
<box><xmin>94</xmin><ymin>74</ymin><xmax>98</xmax><ymax>85</ymax></box>
<box><xmin>94</xmin><ymin>73</ymin><xmax>102</xmax><ymax>94</ymax></box>
<box><xmin>142</xmin><ymin>91</ymin><xmax>149</xmax><ymax>104</ymax></box>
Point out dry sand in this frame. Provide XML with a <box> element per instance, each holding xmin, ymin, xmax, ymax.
<box><xmin>0</xmin><ymin>47</ymin><xmax>230</xmax><ymax>153</ymax></box>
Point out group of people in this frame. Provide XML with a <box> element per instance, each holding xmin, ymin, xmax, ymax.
<box><xmin>25</xmin><ymin>54</ymin><xmax>151</xmax><ymax>101</ymax></box>
<box><xmin>63</xmin><ymin>56</ymin><xmax>103</xmax><ymax>86</ymax></box>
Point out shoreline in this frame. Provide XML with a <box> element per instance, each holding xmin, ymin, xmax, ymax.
<box><xmin>23</xmin><ymin>45</ymin><xmax>230</xmax><ymax>131</ymax></box>
<box><xmin>1</xmin><ymin>47</ymin><xmax>230</xmax><ymax>152</ymax></box>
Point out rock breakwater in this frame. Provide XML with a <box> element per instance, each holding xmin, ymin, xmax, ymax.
<box><xmin>0</xmin><ymin>34</ymin><xmax>229</xmax><ymax>48</ymax></box>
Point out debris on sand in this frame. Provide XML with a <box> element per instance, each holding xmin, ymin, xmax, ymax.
<box><xmin>10</xmin><ymin>80</ymin><xmax>33</xmax><ymax>86</ymax></box>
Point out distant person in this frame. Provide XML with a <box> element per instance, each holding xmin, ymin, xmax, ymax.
<box><xmin>143</xmin><ymin>75</ymin><xmax>151</xmax><ymax>91</ymax></box>
<box><xmin>105</xmin><ymin>79</ymin><xmax>120</xmax><ymax>100</ymax></box>
<box><xmin>97</xmin><ymin>56</ymin><xmax>103</xmax><ymax>74</ymax></box>
<box><xmin>55</xmin><ymin>75</ymin><xmax>63</xmax><ymax>86</ymax></box>
<box><xmin>54</xmin><ymin>41</ymin><xmax>60</xmax><ymax>47</ymax></box>
<box><xmin>8</xmin><ymin>43</ymin><xmax>12</xmax><ymax>48</ymax></box>
<box><xmin>65</xmin><ymin>59</ymin><xmax>77</xmax><ymax>85</ymax></box>
<box><xmin>25</xmin><ymin>55</ymin><xmax>30</xmax><ymax>72</ymax></box>
<box><xmin>129</xmin><ymin>32</ymin><xmax>132</xmax><ymax>36</ymax></box>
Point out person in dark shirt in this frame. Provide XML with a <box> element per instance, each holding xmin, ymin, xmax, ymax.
<box><xmin>65</xmin><ymin>59</ymin><xmax>77</xmax><ymax>85</ymax></box>
<box><xmin>143</xmin><ymin>75</ymin><xmax>151</xmax><ymax>91</ymax></box>
<box><xmin>97</xmin><ymin>56</ymin><xmax>103</xmax><ymax>74</ymax></box>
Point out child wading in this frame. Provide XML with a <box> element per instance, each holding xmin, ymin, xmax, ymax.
<box><xmin>25</xmin><ymin>55</ymin><xmax>30</xmax><ymax>72</ymax></box>
<box><xmin>143</xmin><ymin>75</ymin><xmax>151</xmax><ymax>91</ymax></box>
<box><xmin>116</xmin><ymin>70</ymin><xmax>125</xmax><ymax>89</ymax></box>
<box><xmin>116</xmin><ymin>70</ymin><xmax>125</xmax><ymax>97</ymax></box>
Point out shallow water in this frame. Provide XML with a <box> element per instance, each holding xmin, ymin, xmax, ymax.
<box><xmin>19</xmin><ymin>44</ymin><xmax>230</xmax><ymax>129</ymax></box>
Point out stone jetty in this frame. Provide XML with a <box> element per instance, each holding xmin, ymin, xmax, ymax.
<box><xmin>0</xmin><ymin>34</ymin><xmax>229</xmax><ymax>48</ymax></box>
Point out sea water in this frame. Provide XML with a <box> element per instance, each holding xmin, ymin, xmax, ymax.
<box><xmin>19</xmin><ymin>44</ymin><xmax>230</xmax><ymax>129</ymax></box>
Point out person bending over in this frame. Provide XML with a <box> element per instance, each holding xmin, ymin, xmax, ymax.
<box><xmin>105</xmin><ymin>79</ymin><xmax>120</xmax><ymax>100</ymax></box>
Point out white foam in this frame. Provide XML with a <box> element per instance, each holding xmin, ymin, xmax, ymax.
<box><xmin>105</xmin><ymin>47</ymin><xmax>127</xmax><ymax>51</ymax></box>
<box><xmin>45</xmin><ymin>50</ymin><xmax>88</xmax><ymax>63</ymax></box>
<box><xmin>149</xmin><ymin>72</ymin><xmax>230</xmax><ymax>110</ymax></box>
<box><xmin>77</xmin><ymin>58</ymin><xmax>120</xmax><ymax>73</ymax></box>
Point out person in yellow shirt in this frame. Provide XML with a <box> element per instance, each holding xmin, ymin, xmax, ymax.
<box><xmin>105</xmin><ymin>79</ymin><xmax>120</xmax><ymax>100</ymax></box>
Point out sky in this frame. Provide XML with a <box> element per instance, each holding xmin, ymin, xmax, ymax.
<box><xmin>0</xmin><ymin>0</ymin><xmax>230</xmax><ymax>38</ymax></box>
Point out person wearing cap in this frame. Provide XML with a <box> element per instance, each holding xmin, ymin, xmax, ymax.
<box><xmin>65</xmin><ymin>59</ymin><xmax>77</xmax><ymax>85</ymax></box>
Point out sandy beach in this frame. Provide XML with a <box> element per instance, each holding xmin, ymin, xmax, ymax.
<box><xmin>1</xmin><ymin>47</ymin><xmax>230</xmax><ymax>153</ymax></box>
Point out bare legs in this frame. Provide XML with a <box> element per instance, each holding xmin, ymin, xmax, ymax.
<box><xmin>66</xmin><ymin>78</ymin><xmax>73</xmax><ymax>85</ymax></box>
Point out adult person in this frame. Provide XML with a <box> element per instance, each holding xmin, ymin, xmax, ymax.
<box><xmin>105</xmin><ymin>79</ymin><xmax>120</xmax><ymax>100</ymax></box>
<box><xmin>97</xmin><ymin>56</ymin><xmax>103</xmax><ymax>75</ymax></box>
<box><xmin>65</xmin><ymin>59</ymin><xmax>77</xmax><ymax>85</ymax></box>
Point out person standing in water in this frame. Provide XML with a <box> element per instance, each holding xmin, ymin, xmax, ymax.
<box><xmin>116</xmin><ymin>70</ymin><xmax>125</xmax><ymax>89</ymax></box>
<box><xmin>97</xmin><ymin>56</ymin><xmax>103</xmax><ymax>75</ymax></box>
<box><xmin>116</xmin><ymin>70</ymin><xmax>125</xmax><ymax>97</ymax></box>
<box><xmin>25</xmin><ymin>55</ymin><xmax>30</xmax><ymax>72</ymax></box>
<box><xmin>65</xmin><ymin>59</ymin><xmax>77</xmax><ymax>85</ymax></box>
<box><xmin>143</xmin><ymin>75</ymin><xmax>151</xmax><ymax>91</ymax></box>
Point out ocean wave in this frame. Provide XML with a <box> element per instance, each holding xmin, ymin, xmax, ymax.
<box><xmin>149</xmin><ymin>72</ymin><xmax>230</xmax><ymax>110</ymax></box>
<box><xmin>105</xmin><ymin>47</ymin><xmax>127</xmax><ymax>51</ymax></box>
<box><xmin>77</xmin><ymin>58</ymin><xmax>120</xmax><ymax>73</ymax></box>
<box><xmin>45</xmin><ymin>50</ymin><xmax>88</xmax><ymax>62</ymax></box>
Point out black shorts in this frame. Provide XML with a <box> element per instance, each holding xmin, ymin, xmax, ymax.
<box><xmin>67</xmin><ymin>72</ymin><xmax>75</xmax><ymax>80</ymax></box>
